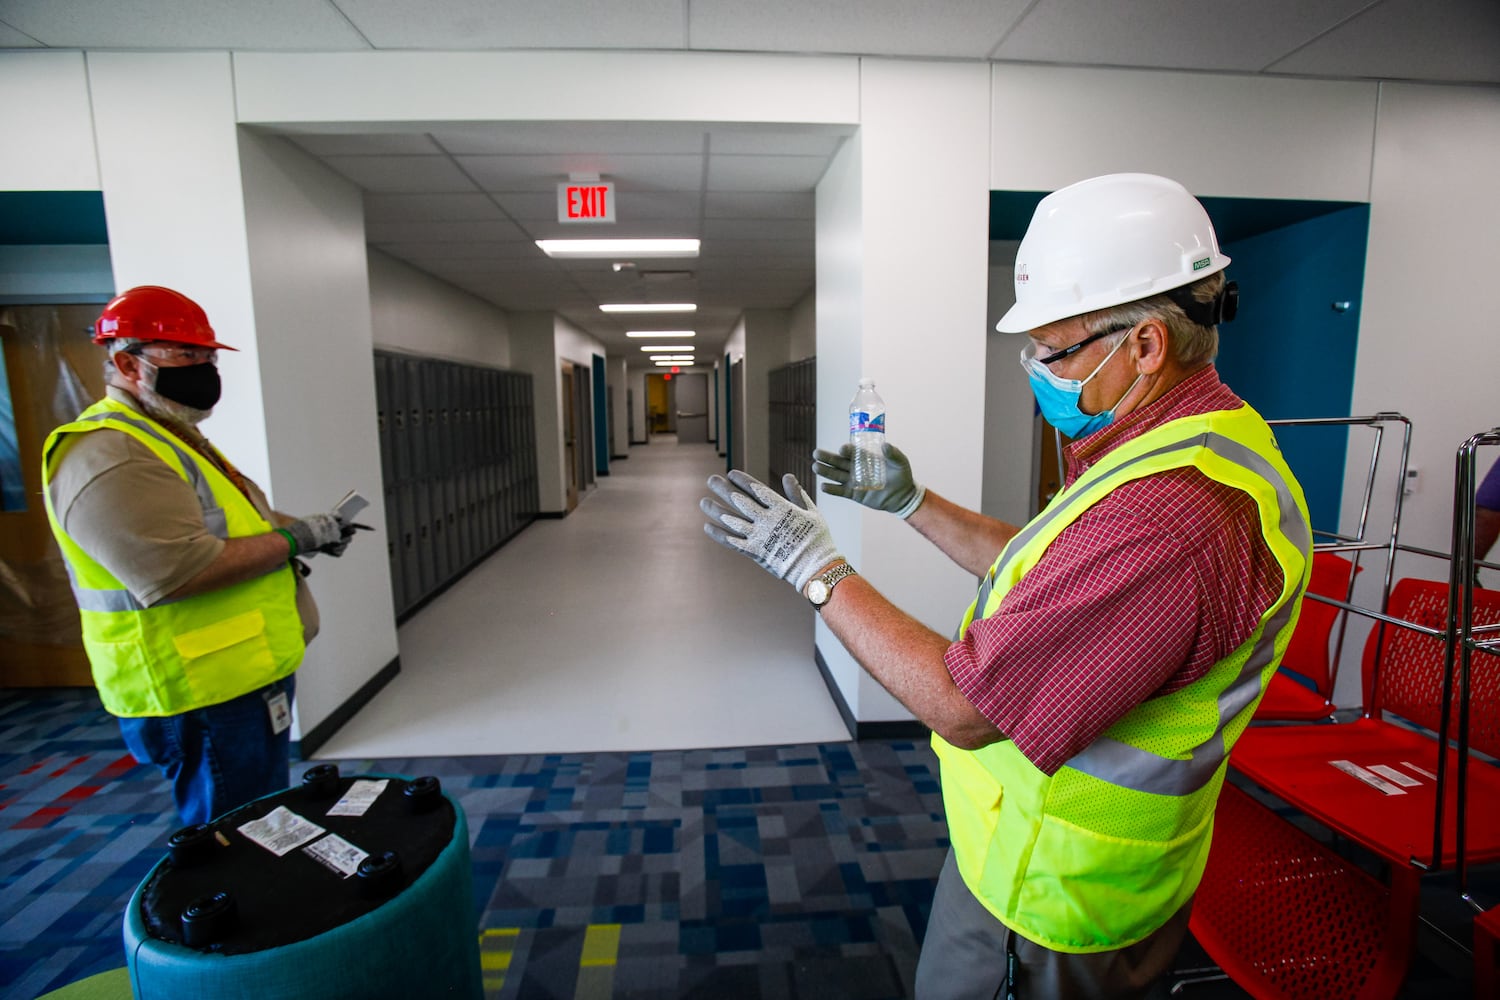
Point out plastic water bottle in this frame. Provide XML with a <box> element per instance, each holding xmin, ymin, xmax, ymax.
<box><xmin>849</xmin><ymin>378</ymin><xmax>886</xmax><ymax>491</ymax></box>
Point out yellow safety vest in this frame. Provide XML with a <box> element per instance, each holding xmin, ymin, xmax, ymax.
<box><xmin>933</xmin><ymin>403</ymin><xmax>1311</xmax><ymax>953</ymax></box>
<box><xmin>42</xmin><ymin>397</ymin><xmax>305</xmax><ymax>717</ymax></box>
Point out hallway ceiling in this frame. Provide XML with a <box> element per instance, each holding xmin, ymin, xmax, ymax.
<box><xmin>5</xmin><ymin>1</ymin><xmax>1497</xmax><ymax>365</ymax></box>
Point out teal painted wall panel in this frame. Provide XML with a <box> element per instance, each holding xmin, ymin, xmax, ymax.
<box><xmin>1214</xmin><ymin>205</ymin><xmax>1370</xmax><ymax>534</ymax></box>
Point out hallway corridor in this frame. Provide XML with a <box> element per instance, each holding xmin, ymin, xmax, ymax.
<box><xmin>316</xmin><ymin>437</ymin><xmax>851</xmax><ymax>760</ymax></box>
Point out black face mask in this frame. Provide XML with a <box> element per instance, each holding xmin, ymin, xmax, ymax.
<box><xmin>148</xmin><ymin>361</ymin><xmax>222</xmax><ymax>410</ymax></box>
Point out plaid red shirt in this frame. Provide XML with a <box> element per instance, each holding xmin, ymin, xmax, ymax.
<box><xmin>944</xmin><ymin>366</ymin><xmax>1285</xmax><ymax>775</ymax></box>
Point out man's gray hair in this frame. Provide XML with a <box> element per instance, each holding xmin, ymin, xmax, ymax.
<box><xmin>101</xmin><ymin>338</ymin><xmax>145</xmax><ymax>382</ymax></box>
<box><xmin>1081</xmin><ymin>272</ymin><xmax>1224</xmax><ymax>368</ymax></box>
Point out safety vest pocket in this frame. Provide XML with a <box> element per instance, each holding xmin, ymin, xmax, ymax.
<box><xmin>84</xmin><ymin>632</ymin><xmax>175</xmax><ymax>718</ymax></box>
<box><xmin>173</xmin><ymin>609</ymin><xmax>277</xmax><ymax>699</ymax></box>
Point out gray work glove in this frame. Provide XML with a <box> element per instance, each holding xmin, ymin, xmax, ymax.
<box><xmin>284</xmin><ymin>512</ymin><xmax>348</xmax><ymax>558</ymax></box>
<box><xmin>812</xmin><ymin>442</ymin><xmax>926</xmax><ymax>519</ymax></box>
<box><xmin>701</xmin><ymin>470</ymin><xmax>840</xmax><ymax>591</ymax></box>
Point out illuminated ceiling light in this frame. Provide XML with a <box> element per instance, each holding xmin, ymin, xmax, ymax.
<box><xmin>626</xmin><ymin>330</ymin><xmax>695</xmax><ymax>338</ymax></box>
<box><xmin>654</xmin><ymin>360</ymin><xmax>693</xmax><ymax>367</ymax></box>
<box><xmin>538</xmin><ymin>239</ymin><xmax>699</xmax><ymax>259</ymax></box>
<box><xmin>638</xmin><ymin>345</ymin><xmax>693</xmax><ymax>352</ymax></box>
<box><xmin>600</xmin><ymin>303</ymin><xmax>697</xmax><ymax>313</ymax></box>
<box><xmin>649</xmin><ymin>355</ymin><xmax>695</xmax><ymax>362</ymax></box>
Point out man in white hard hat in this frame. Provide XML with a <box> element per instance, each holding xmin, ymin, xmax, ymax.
<box><xmin>700</xmin><ymin>174</ymin><xmax>1313</xmax><ymax>998</ymax></box>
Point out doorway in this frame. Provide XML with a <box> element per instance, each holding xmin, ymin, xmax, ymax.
<box><xmin>675</xmin><ymin>372</ymin><xmax>709</xmax><ymax>444</ymax></box>
<box><xmin>561</xmin><ymin>361</ymin><xmax>579</xmax><ymax>512</ymax></box>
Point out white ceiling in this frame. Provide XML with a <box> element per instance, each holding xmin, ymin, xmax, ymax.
<box><xmin>5</xmin><ymin>0</ymin><xmax>1498</xmax><ymax>365</ymax></box>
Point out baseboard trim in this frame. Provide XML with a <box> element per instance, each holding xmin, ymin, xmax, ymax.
<box><xmin>295</xmin><ymin>655</ymin><xmax>400</xmax><ymax>759</ymax></box>
<box><xmin>813</xmin><ymin>647</ymin><xmax>929</xmax><ymax>742</ymax></box>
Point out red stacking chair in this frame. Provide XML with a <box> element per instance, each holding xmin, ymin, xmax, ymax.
<box><xmin>1254</xmin><ymin>551</ymin><xmax>1361</xmax><ymax>721</ymax></box>
<box><xmin>1232</xmin><ymin>577</ymin><xmax>1500</xmax><ymax>871</ymax></box>
<box><xmin>1190</xmin><ymin>783</ymin><xmax>1421</xmax><ymax>1000</ymax></box>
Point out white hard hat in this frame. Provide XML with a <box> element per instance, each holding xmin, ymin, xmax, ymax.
<box><xmin>996</xmin><ymin>173</ymin><xmax>1231</xmax><ymax>333</ymax></box>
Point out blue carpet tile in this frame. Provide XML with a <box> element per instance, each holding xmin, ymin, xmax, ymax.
<box><xmin>0</xmin><ymin>687</ymin><xmax>1489</xmax><ymax>998</ymax></box>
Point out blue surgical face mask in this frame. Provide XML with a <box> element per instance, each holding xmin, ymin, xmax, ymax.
<box><xmin>1019</xmin><ymin>328</ymin><xmax>1143</xmax><ymax>439</ymax></box>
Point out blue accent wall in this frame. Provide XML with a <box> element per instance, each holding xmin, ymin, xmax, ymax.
<box><xmin>1213</xmin><ymin>205</ymin><xmax>1370</xmax><ymax>534</ymax></box>
<box><xmin>0</xmin><ymin>192</ymin><xmax>109</xmax><ymax>244</ymax></box>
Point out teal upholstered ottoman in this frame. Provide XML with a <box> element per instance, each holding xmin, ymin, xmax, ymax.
<box><xmin>124</xmin><ymin>768</ymin><xmax>481</xmax><ymax>999</ymax></box>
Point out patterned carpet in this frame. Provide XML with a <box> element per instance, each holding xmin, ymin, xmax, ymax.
<box><xmin>0</xmin><ymin>688</ymin><xmax>1487</xmax><ymax>999</ymax></box>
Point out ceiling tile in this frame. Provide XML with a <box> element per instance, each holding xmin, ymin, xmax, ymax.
<box><xmin>364</xmin><ymin>192</ymin><xmax>505</xmax><ymax>222</ymax></box>
<box><xmin>705</xmin><ymin>191</ymin><xmax>814</xmax><ymax>219</ymax></box>
<box><xmin>323</xmin><ymin>155</ymin><xmax>478</xmax><ymax>193</ymax></box>
<box><xmin>1</xmin><ymin>0</ymin><xmax>368</xmax><ymax>48</ymax></box>
<box><xmin>458</xmin><ymin>153</ymin><xmax>705</xmax><ymax>194</ymax></box>
<box><xmin>703</xmin><ymin>218</ymin><xmax>812</xmax><ymax>241</ymax></box>
<box><xmin>993</xmin><ymin>0</ymin><xmax>1375</xmax><ymax>73</ymax></box>
<box><xmin>376</xmin><ymin>240</ymin><xmax>539</xmax><ymax>260</ymax></box>
<box><xmin>338</xmin><ymin>0</ymin><xmax>685</xmax><ymax>50</ymax></box>
<box><xmin>432</xmin><ymin>123</ymin><xmax>707</xmax><ymax>156</ymax></box>
<box><xmin>365</xmin><ymin>219</ymin><xmax>529</xmax><ymax>243</ymax></box>
<box><xmin>707</xmin><ymin>154</ymin><xmax>830</xmax><ymax>191</ymax></box>
<box><xmin>708</xmin><ymin>125</ymin><xmax>852</xmax><ymax>156</ymax></box>
<box><xmin>1267</xmin><ymin>0</ymin><xmax>1500</xmax><ymax>84</ymax></box>
<box><xmin>287</xmin><ymin>133</ymin><xmax>443</xmax><ymax>156</ymax></box>
<box><xmin>0</xmin><ymin>22</ymin><xmax>42</xmax><ymax>46</ymax></box>
<box><xmin>687</xmin><ymin>0</ymin><xmax>1030</xmax><ymax>58</ymax></box>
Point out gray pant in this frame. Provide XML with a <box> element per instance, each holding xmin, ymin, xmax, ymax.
<box><xmin>914</xmin><ymin>850</ymin><xmax>1190</xmax><ymax>1000</ymax></box>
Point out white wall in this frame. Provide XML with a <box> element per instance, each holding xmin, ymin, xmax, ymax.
<box><xmin>983</xmin><ymin>258</ymin><xmax>1033</xmax><ymax>525</ymax></box>
<box><xmin>0</xmin><ymin>52</ymin><xmax>99</xmax><ymax>190</ymax></box>
<box><xmin>238</xmin><ymin>129</ymin><xmax>399</xmax><ymax>736</ymax></box>
<box><xmin>0</xmin><ymin>246</ymin><xmax>113</xmax><ymax>303</ymax></box>
<box><xmin>87</xmin><ymin>53</ymin><xmax>275</xmax><ymax>491</ymax></box>
<box><xmin>788</xmin><ymin>287</ymin><xmax>816</xmax><ymax>362</ymax></box>
<box><xmin>368</xmin><ymin>250</ymin><xmax>511</xmax><ymax>368</ymax></box>
<box><xmin>741</xmin><ymin>308</ymin><xmax>791</xmax><ymax>484</ymax></box>
<box><xmin>814</xmin><ymin>60</ymin><xmax>992</xmax><ymax>724</ymax></box>
<box><xmin>607</xmin><ymin>355</ymin><xmax>628</xmax><ymax>458</ymax></box>
<box><xmin>1328</xmin><ymin>81</ymin><xmax>1500</xmax><ymax>706</ymax></box>
<box><xmin>628</xmin><ymin>367</ymin><xmax>648</xmax><ymax>445</ymax></box>
<box><xmin>507</xmin><ymin>311</ymin><xmax>563</xmax><ymax>511</ymax></box>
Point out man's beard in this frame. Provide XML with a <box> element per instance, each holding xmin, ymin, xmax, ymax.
<box><xmin>137</xmin><ymin>381</ymin><xmax>214</xmax><ymax>426</ymax></box>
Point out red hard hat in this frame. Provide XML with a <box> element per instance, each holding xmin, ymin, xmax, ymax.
<box><xmin>93</xmin><ymin>286</ymin><xmax>238</xmax><ymax>350</ymax></box>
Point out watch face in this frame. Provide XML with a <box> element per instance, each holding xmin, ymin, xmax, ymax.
<box><xmin>807</xmin><ymin>580</ymin><xmax>830</xmax><ymax>605</ymax></box>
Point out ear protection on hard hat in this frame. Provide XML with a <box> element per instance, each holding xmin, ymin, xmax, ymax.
<box><xmin>1165</xmin><ymin>280</ymin><xmax>1239</xmax><ymax>328</ymax></box>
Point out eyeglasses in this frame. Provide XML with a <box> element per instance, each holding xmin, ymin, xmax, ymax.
<box><xmin>1024</xmin><ymin>325</ymin><xmax>1135</xmax><ymax>366</ymax></box>
<box><xmin>128</xmin><ymin>343</ymin><xmax>218</xmax><ymax>365</ymax></box>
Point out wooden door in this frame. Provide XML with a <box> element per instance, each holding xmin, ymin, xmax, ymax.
<box><xmin>561</xmin><ymin>362</ymin><xmax>579</xmax><ymax>512</ymax></box>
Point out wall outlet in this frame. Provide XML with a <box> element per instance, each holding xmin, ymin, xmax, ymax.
<box><xmin>1404</xmin><ymin>467</ymin><xmax>1421</xmax><ymax>497</ymax></box>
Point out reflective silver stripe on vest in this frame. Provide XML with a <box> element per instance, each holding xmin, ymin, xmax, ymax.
<box><xmin>60</xmin><ymin>558</ymin><xmax>189</xmax><ymax>612</ymax></box>
<box><xmin>962</xmin><ymin>429</ymin><xmax>1311</xmax><ymax>798</ymax></box>
<box><xmin>81</xmin><ymin>412</ymin><xmax>230</xmax><ymax>538</ymax></box>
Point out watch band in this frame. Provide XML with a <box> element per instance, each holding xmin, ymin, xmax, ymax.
<box><xmin>809</xmin><ymin>562</ymin><xmax>857</xmax><ymax>607</ymax></box>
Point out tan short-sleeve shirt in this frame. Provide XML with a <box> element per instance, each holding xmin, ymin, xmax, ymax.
<box><xmin>47</xmin><ymin>388</ymin><xmax>319</xmax><ymax>642</ymax></box>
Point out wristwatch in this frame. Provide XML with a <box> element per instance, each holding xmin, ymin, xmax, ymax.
<box><xmin>805</xmin><ymin>563</ymin><xmax>857</xmax><ymax>610</ymax></box>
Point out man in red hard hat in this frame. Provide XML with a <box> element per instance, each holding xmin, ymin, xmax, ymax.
<box><xmin>41</xmin><ymin>285</ymin><xmax>362</xmax><ymax>825</ymax></box>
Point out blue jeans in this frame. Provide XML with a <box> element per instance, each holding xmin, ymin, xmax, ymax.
<box><xmin>118</xmin><ymin>676</ymin><xmax>295</xmax><ymax>826</ymax></box>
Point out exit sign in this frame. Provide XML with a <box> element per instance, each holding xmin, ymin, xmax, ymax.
<box><xmin>557</xmin><ymin>182</ymin><xmax>615</xmax><ymax>223</ymax></box>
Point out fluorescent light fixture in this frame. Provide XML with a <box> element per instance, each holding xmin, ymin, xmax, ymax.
<box><xmin>600</xmin><ymin>303</ymin><xmax>696</xmax><ymax>313</ymax></box>
<box><xmin>538</xmin><ymin>239</ymin><xmax>699</xmax><ymax>259</ymax></box>
<box><xmin>654</xmin><ymin>360</ymin><xmax>693</xmax><ymax>367</ymax></box>
<box><xmin>626</xmin><ymin>330</ymin><xmax>695</xmax><ymax>338</ymax></box>
<box><xmin>638</xmin><ymin>345</ymin><xmax>693</xmax><ymax>352</ymax></box>
<box><xmin>649</xmin><ymin>355</ymin><xmax>695</xmax><ymax>362</ymax></box>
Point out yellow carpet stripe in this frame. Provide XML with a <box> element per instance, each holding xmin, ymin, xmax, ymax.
<box><xmin>579</xmin><ymin>923</ymin><xmax>622</xmax><ymax>968</ymax></box>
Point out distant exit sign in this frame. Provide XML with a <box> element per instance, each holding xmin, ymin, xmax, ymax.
<box><xmin>557</xmin><ymin>182</ymin><xmax>615</xmax><ymax>223</ymax></box>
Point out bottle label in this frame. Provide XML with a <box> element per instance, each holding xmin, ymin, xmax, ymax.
<box><xmin>849</xmin><ymin>411</ymin><xmax>886</xmax><ymax>434</ymax></box>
